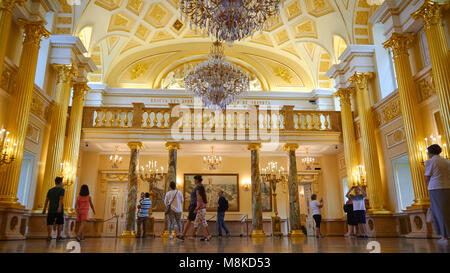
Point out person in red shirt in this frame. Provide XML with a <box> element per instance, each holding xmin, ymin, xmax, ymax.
<box><xmin>75</xmin><ymin>185</ymin><xmax>96</xmax><ymax>242</ymax></box>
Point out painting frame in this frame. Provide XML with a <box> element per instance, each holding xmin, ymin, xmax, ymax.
<box><xmin>183</xmin><ymin>173</ymin><xmax>240</xmax><ymax>212</ymax></box>
<box><xmin>261</xmin><ymin>177</ymin><xmax>273</xmax><ymax>212</ymax></box>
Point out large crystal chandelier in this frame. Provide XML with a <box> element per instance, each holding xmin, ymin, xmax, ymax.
<box><xmin>180</xmin><ymin>0</ymin><xmax>282</xmax><ymax>44</ymax></box>
<box><xmin>203</xmin><ymin>146</ymin><xmax>222</xmax><ymax>170</ymax></box>
<box><xmin>184</xmin><ymin>41</ymin><xmax>250</xmax><ymax>109</ymax></box>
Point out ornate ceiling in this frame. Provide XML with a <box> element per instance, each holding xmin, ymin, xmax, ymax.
<box><xmin>56</xmin><ymin>0</ymin><xmax>379</xmax><ymax>92</ymax></box>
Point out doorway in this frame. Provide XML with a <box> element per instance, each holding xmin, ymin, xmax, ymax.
<box><xmin>299</xmin><ymin>183</ymin><xmax>314</xmax><ymax>236</ymax></box>
<box><xmin>103</xmin><ymin>182</ymin><xmax>128</xmax><ymax>237</ymax></box>
<box><xmin>392</xmin><ymin>155</ymin><xmax>414</xmax><ymax>211</ymax></box>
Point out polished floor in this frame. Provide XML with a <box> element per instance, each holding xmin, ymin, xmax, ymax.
<box><xmin>0</xmin><ymin>236</ymin><xmax>449</xmax><ymax>253</ymax></box>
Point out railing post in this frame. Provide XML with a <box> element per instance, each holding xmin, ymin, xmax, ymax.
<box><xmin>132</xmin><ymin>102</ymin><xmax>144</xmax><ymax>128</ymax></box>
<box><xmin>82</xmin><ymin>107</ymin><xmax>95</xmax><ymax>128</ymax></box>
<box><xmin>282</xmin><ymin>105</ymin><xmax>294</xmax><ymax>130</ymax></box>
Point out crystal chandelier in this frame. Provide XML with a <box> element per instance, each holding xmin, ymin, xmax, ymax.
<box><xmin>180</xmin><ymin>0</ymin><xmax>282</xmax><ymax>44</ymax></box>
<box><xmin>0</xmin><ymin>126</ymin><xmax>16</xmax><ymax>166</ymax></box>
<box><xmin>109</xmin><ymin>145</ymin><xmax>123</xmax><ymax>169</ymax></box>
<box><xmin>203</xmin><ymin>146</ymin><xmax>222</xmax><ymax>170</ymax></box>
<box><xmin>184</xmin><ymin>41</ymin><xmax>250</xmax><ymax>110</ymax></box>
<box><xmin>301</xmin><ymin>147</ymin><xmax>315</xmax><ymax>170</ymax></box>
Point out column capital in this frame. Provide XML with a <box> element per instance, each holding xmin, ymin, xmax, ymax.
<box><xmin>19</xmin><ymin>19</ymin><xmax>50</xmax><ymax>47</ymax></box>
<box><xmin>53</xmin><ymin>64</ymin><xmax>76</xmax><ymax>84</ymax></box>
<box><xmin>72</xmin><ymin>82</ymin><xmax>89</xmax><ymax>101</ymax></box>
<box><xmin>334</xmin><ymin>88</ymin><xmax>354</xmax><ymax>105</ymax></box>
<box><xmin>128</xmin><ymin>142</ymin><xmax>143</xmax><ymax>150</ymax></box>
<box><xmin>165</xmin><ymin>142</ymin><xmax>180</xmax><ymax>150</ymax></box>
<box><xmin>412</xmin><ymin>0</ymin><xmax>446</xmax><ymax>30</ymax></box>
<box><xmin>0</xmin><ymin>0</ymin><xmax>24</xmax><ymax>12</ymax></box>
<box><xmin>283</xmin><ymin>143</ymin><xmax>299</xmax><ymax>151</ymax></box>
<box><xmin>349</xmin><ymin>72</ymin><xmax>373</xmax><ymax>91</ymax></box>
<box><xmin>248</xmin><ymin>143</ymin><xmax>261</xmax><ymax>151</ymax></box>
<box><xmin>383</xmin><ymin>32</ymin><xmax>415</xmax><ymax>57</ymax></box>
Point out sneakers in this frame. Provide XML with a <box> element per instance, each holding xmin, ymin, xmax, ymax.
<box><xmin>46</xmin><ymin>237</ymin><xmax>52</xmax><ymax>242</ymax></box>
<box><xmin>226</xmin><ymin>233</ymin><xmax>231</xmax><ymax>237</ymax></box>
<box><xmin>56</xmin><ymin>236</ymin><xmax>64</xmax><ymax>241</ymax></box>
<box><xmin>437</xmin><ymin>238</ymin><xmax>448</xmax><ymax>245</ymax></box>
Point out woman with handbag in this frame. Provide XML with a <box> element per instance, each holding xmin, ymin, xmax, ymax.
<box><xmin>164</xmin><ymin>181</ymin><xmax>184</xmax><ymax>239</ymax></box>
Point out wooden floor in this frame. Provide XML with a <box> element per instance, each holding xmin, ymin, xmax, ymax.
<box><xmin>0</xmin><ymin>236</ymin><xmax>449</xmax><ymax>253</ymax></box>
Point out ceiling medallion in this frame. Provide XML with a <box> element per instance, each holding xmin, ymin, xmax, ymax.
<box><xmin>184</xmin><ymin>41</ymin><xmax>250</xmax><ymax>109</ymax></box>
<box><xmin>180</xmin><ymin>0</ymin><xmax>282</xmax><ymax>44</ymax></box>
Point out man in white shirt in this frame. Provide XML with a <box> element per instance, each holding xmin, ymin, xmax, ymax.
<box><xmin>164</xmin><ymin>181</ymin><xmax>184</xmax><ymax>239</ymax></box>
<box><xmin>310</xmin><ymin>194</ymin><xmax>323</xmax><ymax>238</ymax></box>
<box><xmin>425</xmin><ymin>144</ymin><xmax>450</xmax><ymax>245</ymax></box>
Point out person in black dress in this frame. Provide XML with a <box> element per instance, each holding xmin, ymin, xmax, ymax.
<box><xmin>343</xmin><ymin>199</ymin><xmax>357</xmax><ymax>237</ymax></box>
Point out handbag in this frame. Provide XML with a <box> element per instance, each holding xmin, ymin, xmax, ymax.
<box><xmin>165</xmin><ymin>191</ymin><xmax>178</xmax><ymax>215</ymax></box>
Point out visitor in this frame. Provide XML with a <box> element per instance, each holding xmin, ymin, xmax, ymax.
<box><xmin>42</xmin><ymin>177</ymin><xmax>65</xmax><ymax>242</ymax></box>
<box><xmin>217</xmin><ymin>190</ymin><xmax>230</xmax><ymax>237</ymax></box>
<box><xmin>195</xmin><ymin>185</ymin><xmax>212</xmax><ymax>241</ymax></box>
<box><xmin>346</xmin><ymin>185</ymin><xmax>368</xmax><ymax>238</ymax></box>
<box><xmin>75</xmin><ymin>184</ymin><xmax>96</xmax><ymax>242</ymax></box>
<box><xmin>164</xmin><ymin>181</ymin><xmax>184</xmax><ymax>239</ymax></box>
<box><xmin>343</xmin><ymin>199</ymin><xmax>357</xmax><ymax>237</ymax></box>
<box><xmin>425</xmin><ymin>144</ymin><xmax>450</xmax><ymax>245</ymax></box>
<box><xmin>310</xmin><ymin>194</ymin><xmax>323</xmax><ymax>238</ymax></box>
<box><xmin>136</xmin><ymin>192</ymin><xmax>151</xmax><ymax>238</ymax></box>
<box><xmin>179</xmin><ymin>175</ymin><xmax>203</xmax><ymax>241</ymax></box>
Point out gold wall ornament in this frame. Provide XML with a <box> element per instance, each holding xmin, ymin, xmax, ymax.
<box><xmin>129</xmin><ymin>63</ymin><xmax>148</xmax><ymax>80</ymax></box>
<box><xmin>273</xmin><ymin>66</ymin><xmax>292</xmax><ymax>83</ymax></box>
<box><xmin>0</xmin><ymin>0</ymin><xmax>24</xmax><ymax>11</ymax></box>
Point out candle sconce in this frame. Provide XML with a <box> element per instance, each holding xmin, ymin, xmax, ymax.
<box><xmin>59</xmin><ymin>162</ymin><xmax>76</xmax><ymax>187</ymax></box>
<box><xmin>0</xmin><ymin>127</ymin><xmax>16</xmax><ymax>167</ymax></box>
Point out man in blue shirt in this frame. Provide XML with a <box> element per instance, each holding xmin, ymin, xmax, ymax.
<box><xmin>136</xmin><ymin>192</ymin><xmax>151</xmax><ymax>238</ymax></box>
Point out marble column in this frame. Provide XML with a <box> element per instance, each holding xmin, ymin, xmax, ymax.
<box><xmin>121</xmin><ymin>142</ymin><xmax>143</xmax><ymax>238</ymax></box>
<box><xmin>0</xmin><ymin>0</ymin><xmax>22</xmax><ymax>77</ymax></box>
<box><xmin>349</xmin><ymin>72</ymin><xmax>389</xmax><ymax>214</ymax></box>
<box><xmin>161</xmin><ymin>142</ymin><xmax>179</xmax><ymax>238</ymax></box>
<box><xmin>248</xmin><ymin>143</ymin><xmax>265</xmax><ymax>238</ymax></box>
<box><xmin>37</xmin><ymin>64</ymin><xmax>75</xmax><ymax>209</ymax></box>
<box><xmin>284</xmin><ymin>143</ymin><xmax>304</xmax><ymax>237</ymax></box>
<box><xmin>62</xmin><ymin>82</ymin><xmax>90</xmax><ymax>214</ymax></box>
<box><xmin>335</xmin><ymin>88</ymin><xmax>359</xmax><ymax>186</ymax></box>
<box><xmin>383</xmin><ymin>33</ymin><xmax>429</xmax><ymax>209</ymax></box>
<box><xmin>412</xmin><ymin>1</ymin><xmax>450</xmax><ymax>156</ymax></box>
<box><xmin>0</xmin><ymin>20</ymin><xmax>49</xmax><ymax>208</ymax></box>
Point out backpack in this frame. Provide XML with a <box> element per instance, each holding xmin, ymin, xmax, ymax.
<box><xmin>224</xmin><ymin>199</ymin><xmax>229</xmax><ymax>211</ymax></box>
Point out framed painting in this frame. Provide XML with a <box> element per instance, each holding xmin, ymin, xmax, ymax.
<box><xmin>139</xmin><ymin>174</ymin><xmax>167</xmax><ymax>212</ymax></box>
<box><xmin>261</xmin><ymin>177</ymin><xmax>273</xmax><ymax>212</ymax></box>
<box><xmin>183</xmin><ymin>174</ymin><xmax>239</xmax><ymax>212</ymax></box>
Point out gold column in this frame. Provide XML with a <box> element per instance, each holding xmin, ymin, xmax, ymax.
<box><xmin>37</xmin><ymin>65</ymin><xmax>76</xmax><ymax>209</ymax></box>
<box><xmin>0</xmin><ymin>21</ymin><xmax>49</xmax><ymax>208</ymax></box>
<box><xmin>248</xmin><ymin>143</ymin><xmax>266</xmax><ymax>238</ymax></box>
<box><xmin>335</xmin><ymin>88</ymin><xmax>359</xmax><ymax>186</ymax></box>
<box><xmin>121</xmin><ymin>142</ymin><xmax>143</xmax><ymax>238</ymax></box>
<box><xmin>62</xmin><ymin>82</ymin><xmax>90</xmax><ymax>214</ymax></box>
<box><xmin>383</xmin><ymin>33</ymin><xmax>429</xmax><ymax>208</ymax></box>
<box><xmin>349</xmin><ymin>72</ymin><xmax>389</xmax><ymax>214</ymax></box>
<box><xmin>161</xmin><ymin>142</ymin><xmax>179</xmax><ymax>238</ymax></box>
<box><xmin>0</xmin><ymin>0</ymin><xmax>23</xmax><ymax>77</ymax></box>
<box><xmin>284</xmin><ymin>143</ymin><xmax>305</xmax><ymax>237</ymax></box>
<box><xmin>412</xmin><ymin>1</ymin><xmax>450</xmax><ymax>155</ymax></box>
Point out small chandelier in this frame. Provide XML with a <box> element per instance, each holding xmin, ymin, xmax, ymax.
<box><xmin>301</xmin><ymin>147</ymin><xmax>315</xmax><ymax>170</ymax></box>
<box><xmin>180</xmin><ymin>0</ymin><xmax>282</xmax><ymax>44</ymax></box>
<box><xmin>203</xmin><ymin>146</ymin><xmax>222</xmax><ymax>170</ymax></box>
<box><xmin>0</xmin><ymin>127</ymin><xmax>16</xmax><ymax>166</ymax></box>
<box><xmin>109</xmin><ymin>145</ymin><xmax>123</xmax><ymax>169</ymax></box>
<box><xmin>185</xmin><ymin>41</ymin><xmax>250</xmax><ymax>110</ymax></box>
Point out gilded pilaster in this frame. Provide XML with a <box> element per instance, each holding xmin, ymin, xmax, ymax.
<box><xmin>412</xmin><ymin>1</ymin><xmax>450</xmax><ymax>155</ymax></box>
<box><xmin>248</xmin><ymin>143</ymin><xmax>266</xmax><ymax>238</ymax></box>
<box><xmin>0</xmin><ymin>0</ymin><xmax>23</xmax><ymax>77</ymax></box>
<box><xmin>121</xmin><ymin>142</ymin><xmax>143</xmax><ymax>238</ymax></box>
<box><xmin>335</xmin><ymin>88</ymin><xmax>359</xmax><ymax>186</ymax></box>
<box><xmin>383</xmin><ymin>33</ymin><xmax>429</xmax><ymax>208</ymax></box>
<box><xmin>349</xmin><ymin>72</ymin><xmax>389</xmax><ymax>214</ymax></box>
<box><xmin>37</xmin><ymin>64</ymin><xmax>76</xmax><ymax>209</ymax></box>
<box><xmin>62</xmin><ymin>82</ymin><xmax>90</xmax><ymax>214</ymax></box>
<box><xmin>283</xmin><ymin>143</ymin><xmax>304</xmax><ymax>237</ymax></box>
<box><xmin>0</xmin><ymin>20</ymin><xmax>49</xmax><ymax>208</ymax></box>
<box><xmin>161</xmin><ymin>142</ymin><xmax>179</xmax><ymax>238</ymax></box>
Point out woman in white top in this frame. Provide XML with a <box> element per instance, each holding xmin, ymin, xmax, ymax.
<box><xmin>164</xmin><ymin>181</ymin><xmax>184</xmax><ymax>239</ymax></box>
<box><xmin>310</xmin><ymin>194</ymin><xmax>323</xmax><ymax>238</ymax></box>
<box><xmin>425</xmin><ymin>144</ymin><xmax>450</xmax><ymax>245</ymax></box>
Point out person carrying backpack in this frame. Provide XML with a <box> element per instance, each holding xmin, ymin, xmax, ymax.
<box><xmin>217</xmin><ymin>190</ymin><xmax>230</xmax><ymax>237</ymax></box>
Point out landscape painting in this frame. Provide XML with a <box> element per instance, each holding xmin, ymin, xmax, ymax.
<box><xmin>184</xmin><ymin>174</ymin><xmax>239</xmax><ymax>212</ymax></box>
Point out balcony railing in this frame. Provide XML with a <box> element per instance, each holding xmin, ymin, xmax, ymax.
<box><xmin>82</xmin><ymin>104</ymin><xmax>342</xmax><ymax>133</ymax></box>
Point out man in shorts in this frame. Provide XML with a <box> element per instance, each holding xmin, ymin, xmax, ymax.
<box><xmin>42</xmin><ymin>177</ymin><xmax>65</xmax><ymax>241</ymax></box>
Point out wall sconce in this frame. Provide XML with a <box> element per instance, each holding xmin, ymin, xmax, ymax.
<box><xmin>0</xmin><ymin>126</ymin><xmax>16</xmax><ymax>167</ymax></box>
<box><xmin>242</xmin><ymin>178</ymin><xmax>251</xmax><ymax>191</ymax></box>
<box><xmin>59</xmin><ymin>161</ymin><xmax>76</xmax><ymax>187</ymax></box>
